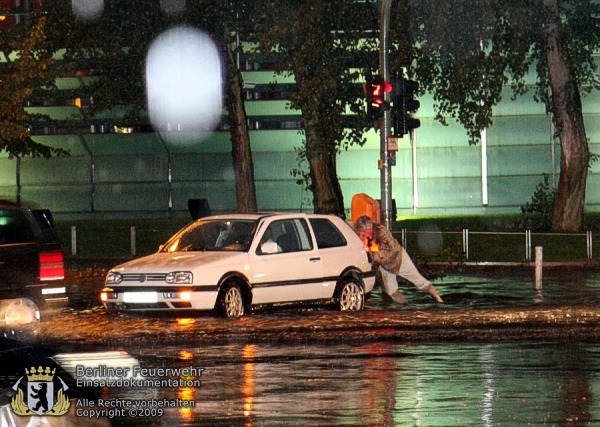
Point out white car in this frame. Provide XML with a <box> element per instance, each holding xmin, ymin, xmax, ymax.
<box><xmin>101</xmin><ymin>213</ymin><xmax>376</xmax><ymax>317</ymax></box>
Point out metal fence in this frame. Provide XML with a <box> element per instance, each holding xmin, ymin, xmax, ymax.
<box><xmin>62</xmin><ymin>224</ymin><xmax>596</xmax><ymax>264</ymax></box>
<box><xmin>395</xmin><ymin>229</ymin><xmax>595</xmax><ymax>264</ymax></box>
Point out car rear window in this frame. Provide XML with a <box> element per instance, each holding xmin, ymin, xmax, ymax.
<box><xmin>309</xmin><ymin>219</ymin><xmax>347</xmax><ymax>249</ymax></box>
<box><xmin>0</xmin><ymin>209</ymin><xmax>35</xmax><ymax>244</ymax></box>
<box><xmin>31</xmin><ymin>209</ymin><xmax>60</xmax><ymax>243</ymax></box>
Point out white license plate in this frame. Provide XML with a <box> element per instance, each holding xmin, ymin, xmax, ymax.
<box><xmin>42</xmin><ymin>287</ymin><xmax>66</xmax><ymax>295</ymax></box>
<box><xmin>123</xmin><ymin>292</ymin><xmax>158</xmax><ymax>303</ymax></box>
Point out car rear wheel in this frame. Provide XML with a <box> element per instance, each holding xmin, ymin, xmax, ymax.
<box><xmin>337</xmin><ymin>278</ymin><xmax>364</xmax><ymax>311</ymax></box>
<box><xmin>218</xmin><ymin>283</ymin><xmax>245</xmax><ymax>318</ymax></box>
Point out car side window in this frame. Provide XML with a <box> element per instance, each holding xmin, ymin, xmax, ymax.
<box><xmin>309</xmin><ymin>218</ymin><xmax>347</xmax><ymax>249</ymax></box>
<box><xmin>260</xmin><ymin>219</ymin><xmax>313</xmax><ymax>254</ymax></box>
<box><xmin>0</xmin><ymin>210</ymin><xmax>35</xmax><ymax>245</ymax></box>
<box><xmin>258</xmin><ymin>225</ymin><xmax>282</xmax><ymax>254</ymax></box>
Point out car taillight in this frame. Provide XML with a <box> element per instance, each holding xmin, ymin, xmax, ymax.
<box><xmin>39</xmin><ymin>251</ymin><xmax>65</xmax><ymax>281</ymax></box>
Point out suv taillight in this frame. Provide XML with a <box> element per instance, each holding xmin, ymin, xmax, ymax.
<box><xmin>39</xmin><ymin>251</ymin><xmax>65</xmax><ymax>281</ymax></box>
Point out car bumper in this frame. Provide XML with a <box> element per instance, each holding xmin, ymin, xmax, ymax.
<box><xmin>41</xmin><ymin>285</ymin><xmax>68</xmax><ymax>304</ymax></box>
<box><xmin>101</xmin><ymin>287</ymin><xmax>218</xmax><ymax>311</ymax></box>
<box><xmin>362</xmin><ymin>270</ymin><xmax>377</xmax><ymax>294</ymax></box>
<box><xmin>22</xmin><ymin>283</ymin><xmax>68</xmax><ymax>307</ymax></box>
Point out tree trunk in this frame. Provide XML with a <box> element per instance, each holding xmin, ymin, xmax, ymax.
<box><xmin>304</xmin><ymin>121</ymin><xmax>345</xmax><ymax>217</ymax></box>
<box><xmin>223</xmin><ymin>39</ymin><xmax>257</xmax><ymax>214</ymax></box>
<box><xmin>544</xmin><ymin>0</ymin><xmax>589</xmax><ymax>232</ymax></box>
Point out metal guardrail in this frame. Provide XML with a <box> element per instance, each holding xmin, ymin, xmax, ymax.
<box><xmin>65</xmin><ymin>225</ymin><xmax>595</xmax><ymax>263</ymax></box>
<box><xmin>396</xmin><ymin>229</ymin><xmax>594</xmax><ymax>263</ymax></box>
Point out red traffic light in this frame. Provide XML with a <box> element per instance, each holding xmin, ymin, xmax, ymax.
<box><xmin>365</xmin><ymin>76</ymin><xmax>392</xmax><ymax>119</ymax></box>
<box><xmin>368</xmin><ymin>80</ymin><xmax>393</xmax><ymax>97</ymax></box>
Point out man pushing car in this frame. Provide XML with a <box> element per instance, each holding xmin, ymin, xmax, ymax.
<box><xmin>354</xmin><ymin>215</ymin><xmax>444</xmax><ymax>305</ymax></box>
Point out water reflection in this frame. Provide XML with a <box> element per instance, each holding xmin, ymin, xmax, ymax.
<box><xmin>91</xmin><ymin>341</ymin><xmax>598</xmax><ymax>426</ymax></box>
<box><xmin>242</xmin><ymin>344</ymin><xmax>255</xmax><ymax>424</ymax></box>
<box><xmin>178</xmin><ymin>350</ymin><xmax>196</xmax><ymax>423</ymax></box>
<box><xmin>14</xmin><ymin>269</ymin><xmax>600</xmax><ymax>425</ymax></box>
<box><xmin>399</xmin><ymin>269</ymin><xmax>600</xmax><ymax>310</ymax></box>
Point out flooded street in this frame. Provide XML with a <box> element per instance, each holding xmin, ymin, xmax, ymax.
<box><xmin>57</xmin><ymin>341</ymin><xmax>600</xmax><ymax>426</ymax></box>
<box><xmin>4</xmin><ymin>267</ymin><xmax>600</xmax><ymax>426</ymax></box>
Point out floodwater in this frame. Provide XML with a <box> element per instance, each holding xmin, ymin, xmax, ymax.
<box><xmin>67</xmin><ymin>341</ymin><xmax>600</xmax><ymax>426</ymax></box>
<box><xmin>390</xmin><ymin>268</ymin><xmax>600</xmax><ymax>310</ymax></box>
<box><xmin>5</xmin><ymin>269</ymin><xmax>600</xmax><ymax>426</ymax></box>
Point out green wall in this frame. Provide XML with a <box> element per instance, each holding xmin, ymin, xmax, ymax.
<box><xmin>3</xmin><ymin>70</ymin><xmax>598</xmax><ymax>220</ymax></box>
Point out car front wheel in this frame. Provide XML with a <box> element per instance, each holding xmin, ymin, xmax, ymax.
<box><xmin>337</xmin><ymin>278</ymin><xmax>364</xmax><ymax>311</ymax></box>
<box><xmin>218</xmin><ymin>283</ymin><xmax>245</xmax><ymax>318</ymax></box>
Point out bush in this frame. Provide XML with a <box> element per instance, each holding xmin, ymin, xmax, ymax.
<box><xmin>519</xmin><ymin>174</ymin><xmax>555</xmax><ymax>231</ymax></box>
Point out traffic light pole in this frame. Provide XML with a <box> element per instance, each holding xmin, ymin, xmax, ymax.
<box><xmin>379</xmin><ymin>0</ymin><xmax>393</xmax><ymax>230</ymax></box>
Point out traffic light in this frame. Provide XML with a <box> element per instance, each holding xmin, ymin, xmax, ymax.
<box><xmin>392</xmin><ymin>76</ymin><xmax>421</xmax><ymax>137</ymax></box>
<box><xmin>364</xmin><ymin>76</ymin><xmax>393</xmax><ymax>119</ymax></box>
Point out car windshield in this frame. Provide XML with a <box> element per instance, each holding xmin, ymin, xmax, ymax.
<box><xmin>161</xmin><ymin>219</ymin><xmax>257</xmax><ymax>252</ymax></box>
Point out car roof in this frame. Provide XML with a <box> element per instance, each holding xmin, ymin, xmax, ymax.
<box><xmin>196</xmin><ymin>212</ymin><xmax>345</xmax><ymax>221</ymax></box>
<box><xmin>0</xmin><ymin>199</ymin><xmax>45</xmax><ymax>212</ymax></box>
<box><xmin>0</xmin><ymin>200</ymin><xmax>20</xmax><ymax>209</ymax></box>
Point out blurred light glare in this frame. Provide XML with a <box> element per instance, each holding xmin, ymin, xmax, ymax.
<box><xmin>1</xmin><ymin>298</ymin><xmax>40</xmax><ymax>325</ymax></box>
<box><xmin>71</xmin><ymin>0</ymin><xmax>104</xmax><ymax>22</ymax></box>
<box><xmin>160</xmin><ymin>0</ymin><xmax>186</xmax><ymax>16</ymax></box>
<box><xmin>146</xmin><ymin>26</ymin><xmax>223</xmax><ymax>143</ymax></box>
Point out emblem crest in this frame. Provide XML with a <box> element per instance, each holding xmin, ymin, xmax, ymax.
<box><xmin>10</xmin><ymin>366</ymin><xmax>70</xmax><ymax>416</ymax></box>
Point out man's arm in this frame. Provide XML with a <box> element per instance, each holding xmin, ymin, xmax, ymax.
<box><xmin>372</xmin><ymin>226</ymin><xmax>402</xmax><ymax>271</ymax></box>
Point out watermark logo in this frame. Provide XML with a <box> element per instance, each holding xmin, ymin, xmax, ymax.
<box><xmin>10</xmin><ymin>366</ymin><xmax>70</xmax><ymax>416</ymax></box>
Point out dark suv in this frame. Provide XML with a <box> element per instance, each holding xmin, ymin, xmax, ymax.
<box><xmin>0</xmin><ymin>201</ymin><xmax>67</xmax><ymax>307</ymax></box>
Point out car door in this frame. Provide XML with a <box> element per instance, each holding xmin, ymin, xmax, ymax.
<box><xmin>249</xmin><ymin>217</ymin><xmax>329</xmax><ymax>304</ymax></box>
<box><xmin>308</xmin><ymin>217</ymin><xmax>355</xmax><ymax>298</ymax></box>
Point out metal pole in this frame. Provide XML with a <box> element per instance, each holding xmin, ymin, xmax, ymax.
<box><xmin>71</xmin><ymin>226</ymin><xmax>77</xmax><ymax>257</ymax></box>
<box><xmin>130</xmin><ymin>226</ymin><xmax>137</xmax><ymax>257</ymax></box>
<box><xmin>156</xmin><ymin>132</ymin><xmax>173</xmax><ymax>212</ymax></box>
<box><xmin>77</xmin><ymin>134</ymin><xmax>95</xmax><ymax>213</ymax></box>
<box><xmin>535</xmin><ymin>246</ymin><xmax>543</xmax><ymax>290</ymax></box>
<box><xmin>481</xmin><ymin>127</ymin><xmax>489</xmax><ymax>206</ymax></box>
<box><xmin>379</xmin><ymin>0</ymin><xmax>393</xmax><ymax>229</ymax></box>
<box><xmin>15</xmin><ymin>156</ymin><xmax>21</xmax><ymax>205</ymax></box>
<box><xmin>411</xmin><ymin>129</ymin><xmax>418</xmax><ymax>212</ymax></box>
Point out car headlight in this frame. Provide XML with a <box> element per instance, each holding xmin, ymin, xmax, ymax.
<box><xmin>163</xmin><ymin>291</ymin><xmax>191</xmax><ymax>300</ymax></box>
<box><xmin>106</xmin><ymin>272</ymin><xmax>122</xmax><ymax>284</ymax></box>
<box><xmin>100</xmin><ymin>290</ymin><xmax>118</xmax><ymax>301</ymax></box>
<box><xmin>166</xmin><ymin>271</ymin><xmax>193</xmax><ymax>284</ymax></box>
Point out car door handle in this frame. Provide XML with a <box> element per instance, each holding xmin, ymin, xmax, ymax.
<box><xmin>309</xmin><ymin>257</ymin><xmax>321</xmax><ymax>262</ymax></box>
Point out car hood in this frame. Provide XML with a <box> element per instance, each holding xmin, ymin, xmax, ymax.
<box><xmin>109</xmin><ymin>251</ymin><xmax>249</xmax><ymax>273</ymax></box>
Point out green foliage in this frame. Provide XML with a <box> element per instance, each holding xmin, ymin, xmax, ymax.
<box><xmin>407</xmin><ymin>0</ymin><xmax>600</xmax><ymax>144</ymax></box>
<box><xmin>519</xmin><ymin>174</ymin><xmax>555</xmax><ymax>231</ymax></box>
<box><xmin>406</xmin><ymin>0</ymin><xmax>599</xmax><ymax>231</ymax></box>
<box><xmin>250</xmin><ymin>0</ymin><xmax>379</xmax><ymax>213</ymax></box>
<box><xmin>45</xmin><ymin>0</ymin><xmax>171</xmax><ymax>121</ymax></box>
<box><xmin>0</xmin><ymin>17</ymin><xmax>68</xmax><ymax>158</ymax></box>
<box><xmin>251</xmin><ymin>1</ymin><xmax>377</xmax><ymax>150</ymax></box>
